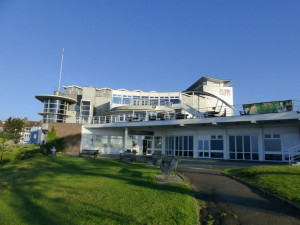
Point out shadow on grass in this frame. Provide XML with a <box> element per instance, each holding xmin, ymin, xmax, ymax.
<box><xmin>0</xmin><ymin>156</ymin><xmax>193</xmax><ymax>225</ymax></box>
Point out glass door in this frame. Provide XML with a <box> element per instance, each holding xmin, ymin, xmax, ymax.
<box><xmin>198</xmin><ymin>140</ymin><xmax>210</xmax><ymax>158</ymax></box>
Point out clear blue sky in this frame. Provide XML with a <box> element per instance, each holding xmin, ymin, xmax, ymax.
<box><xmin>0</xmin><ymin>0</ymin><xmax>299</xmax><ymax>121</ymax></box>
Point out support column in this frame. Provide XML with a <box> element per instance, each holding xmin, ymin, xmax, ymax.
<box><xmin>124</xmin><ymin>127</ymin><xmax>128</xmax><ymax>152</ymax></box>
<box><xmin>193</xmin><ymin>129</ymin><xmax>197</xmax><ymax>158</ymax></box>
<box><xmin>258</xmin><ymin>127</ymin><xmax>264</xmax><ymax>161</ymax></box>
<box><xmin>223</xmin><ymin>128</ymin><xmax>228</xmax><ymax>159</ymax></box>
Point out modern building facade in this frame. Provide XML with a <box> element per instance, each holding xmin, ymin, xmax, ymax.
<box><xmin>36</xmin><ymin>76</ymin><xmax>300</xmax><ymax>162</ymax></box>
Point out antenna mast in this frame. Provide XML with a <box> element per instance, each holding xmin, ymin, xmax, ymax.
<box><xmin>57</xmin><ymin>48</ymin><xmax>64</xmax><ymax>95</ymax></box>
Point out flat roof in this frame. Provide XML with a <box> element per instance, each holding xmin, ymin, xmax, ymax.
<box><xmin>35</xmin><ymin>95</ymin><xmax>77</xmax><ymax>103</ymax></box>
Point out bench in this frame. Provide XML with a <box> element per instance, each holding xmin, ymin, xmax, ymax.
<box><xmin>151</xmin><ymin>153</ymin><xmax>163</xmax><ymax>166</ymax></box>
<box><xmin>120</xmin><ymin>151</ymin><xmax>136</xmax><ymax>162</ymax></box>
<box><xmin>79</xmin><ymin>150</ymin><xmax>100</xmax><ymax>159</ymax></box>
<box><xmin>159</xmin><ymin>156</ymin><xmax>179</xmax><ymax>177</ymax></box>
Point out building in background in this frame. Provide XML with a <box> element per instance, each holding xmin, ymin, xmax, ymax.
<box><xmin>35</xmin><ymin>76</ymin><xmax>300</xmax><ymax>161</ymax></box>
<box><xmin>21</xmin><ymin>117</ymin><xmax>42</xmax><ymax>145</ymax></box>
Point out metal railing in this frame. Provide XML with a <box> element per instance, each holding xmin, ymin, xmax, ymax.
<box><xmin>287</xmin><ymin>144</ymin><xmax>300</xmax><ymax>164</ymax></box>
<box><xmin>75</xmin><ymin>101</ymin><xmax>300</xmax><ymax>125</ymax></box>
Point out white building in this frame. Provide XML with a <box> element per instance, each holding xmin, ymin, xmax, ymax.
<box><xmin>36</xmin><ymin>76</ymin><xmax>300</xmax><ymax>162</ymax></box>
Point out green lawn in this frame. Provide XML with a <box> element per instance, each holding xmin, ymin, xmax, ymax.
<box><xmin>0</xmin><ymin>156</ymin><xmax>197</xmax><ymax>225</ymax></box>
<box><xmin>224</xmin><ymin>165</ymin><xmax>300</xmax><ymax>205</ymax></box>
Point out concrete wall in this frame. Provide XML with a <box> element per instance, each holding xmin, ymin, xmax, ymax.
<box><xmin>48</xmin><ymin>123</ymin><xmax>82</xmax><ymax>155</ymax></box>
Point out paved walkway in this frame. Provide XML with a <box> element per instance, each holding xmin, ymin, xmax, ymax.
<box><xmin>178</xmin><ymin>159</ymin><xmax>300</xmax><ymax>225</ymax></box>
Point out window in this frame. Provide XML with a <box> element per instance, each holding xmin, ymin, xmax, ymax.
<box><xmin>95</xmin><ymin>136</ymin><xmax>108</xmax><ymax>147</ymax></box>
<box><xmin>198</xmin><ymin>140</ymin><xmax>209</xmax><ymax>157</ymax></box>
<box><xmin>264</xmin><ymin>134</ymin><xmax>282</xmax><ymax>161</ymax></box>
<box><xmin>154</xmin><ymin>137</ymin><xmax>162</xmax><ymax>149</ymax></box>
<box><xmin>198</xmin><ymin>135</ymin><xmax>223</xmax><ymax>159</ymax></box>
<box><xmin>210</xmin><ymin>135</ymin><xmax>223</xmax><ymax>150</ymax></box>
<box><xmin>264</xmin><ymin>134</ymin><xmax>281</xmax><ymax>152</ymax></box>
<box><xmin>112</xmin><ymin>94</ymin><xmax>122</xmax><ymax>104</ymax></box>
<box><xmin>122</xmin><ymin>96</ymin><xmax>131</xmax><ymax>105</ymax></box>
<box><xmin>111</xmin><ymin>136</ymin><xmax>123</xmax><ymax>148</ymax></box>
<box><xmin>229</xmin><ymin>135</ymin><xmax>259</xmax><ymax>160</ymax></box>
<box><xmin>42</xmin><ymin>99</ymin><xmax>67</xmax><ymax>123</ymax></box>
<box><xmin>82</xmin><ymin>135</ymin><xmax>94</xmax><ymax>148</ymax></box>
<box><xmin>80</xmin><ymin>101</ymin><xmax>91</xmax><ymax>118</ymax></box>
<box><xmin>165</xmin><ymin>136</ymin><xmax>193</xmax><ymax>157</ymax></box>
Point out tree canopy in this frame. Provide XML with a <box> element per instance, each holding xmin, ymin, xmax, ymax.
<box><xmin>4</xmin><ymin>117</ymin><xmax>25</xmax><ymax>140</ymax></box>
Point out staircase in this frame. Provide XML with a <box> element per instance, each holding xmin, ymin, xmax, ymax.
<box><xmin>173</xmin><ymin>103</ymin><xmax>205</xmax><ymax>118</ymax></box>
<box><xmin>287</xmin><ymin>144</ymin><xmax>300</xmax><ymax>165</ymax></box>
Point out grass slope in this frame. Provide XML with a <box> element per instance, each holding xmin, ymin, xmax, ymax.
<box><xmin>224</xmin><ymin>165</ymin><xmax>300</xmax><ymax>205</ymax></box>
<box><xmin>0</xmin><ymin>156</ymin><xmax>197</xmax><ymax>225</ymax></box>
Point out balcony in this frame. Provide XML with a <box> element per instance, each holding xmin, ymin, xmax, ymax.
<box><xmin>75</xmin><ymin>100</ymin><xmax>300</xmax><ymax>125</ymax></box>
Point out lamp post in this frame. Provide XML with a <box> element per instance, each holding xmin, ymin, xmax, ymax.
<box><xmin>1</xmin><ymin>128</ymin><xmax>7</xmax><ymax>166</ymax></box>
<box><xmin>14</xmin><ymin>128</ymin><xmax>17</xmax><ymax>144</ymax></box>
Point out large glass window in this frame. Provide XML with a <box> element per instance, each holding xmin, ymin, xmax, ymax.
<box><xmin>170</xmin><ymin>98</ymin><xmax>180</xmax><ymax>104</ymax></box>
<box><xmin>112</xmin><ymin>95</ymin><xmax>122</xmax><ymax>104</ymax></box>
<box><xmin>154</xmin><ymin>136</ymin><xmax>162</xmax><ymax>149</ymax></box>
<box><xmin>198</xmin><ymin>135</ymin><xmax>223</xmax><ymax>159</ymax></box>
<box><xmin>264</xmin><ymin>134</ymin><xmax>282</xmax><ymax>161</ymax></box>
<box><xmin>111</xmin><ymin>136</ymin><xmax>123</xmax><ymax>148</ymax></box>
<box><xmin>81</xmin><ymin>135</ymin><xmax>94</xmax><ymax>148</ymax></box>
<box><xmin>229</xmin><ymin>135</ymin><xmax>259</xmax><ymax>160</ymax></box>
<box><xmin>42</xmin><ymin>99</ymin><xmax>67</xmax><ymax>123</ymax></box>
<box><xmin>95</xmin><ymin>136</ymin><xmax>108</xmax><ymax>147</ymax></box>
<box><xmin>165</xmin><ymin>136</ymin><xmax>193</xmax><ymax>157</ymax></box>
<box><xmin>211</xmin><ymin>135</ymin><xmax>223</xmax><ymax>150</ymax></box>
<box><xmin>122</xmin><ymin>96</ymin><xmax>131</xmax><ymax>105</ymax></box>
<box><xmin>80</xmin><ymin>101</ymin><xmax>91</xmax><ymax>120</ymax></box>
<box><xmin>128</xmin><ymin>135</ymin><xmax>138</xmax><ymax>149</ymax></box>
<box><xmin>264</xmin><ymin>134</ymin><xmax>281</xmax><ymax>152</ymax></box>
<box><xmin>150</xmin><ymin>99</ymin><xmax>159</xmax><ymax>106</ymax></box>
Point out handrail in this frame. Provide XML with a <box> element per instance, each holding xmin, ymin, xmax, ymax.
<box><xmin>74</xmin><ymin>101</ymin><xmax>300</xmax><ymax>125</ymax></box>
<box><xmin>287</xmin><ymin>144</ymin><xmax>300</xmax><ymax>164</ymax></box>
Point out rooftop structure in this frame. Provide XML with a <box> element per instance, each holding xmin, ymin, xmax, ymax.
<box><xmin>36</xmin><ymin>76</ymin><xmax>234</xmax><ymax>127</ymax></box>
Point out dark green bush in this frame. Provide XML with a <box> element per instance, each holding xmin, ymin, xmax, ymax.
<box><xmin>15</xmin><ymin>148</ymin><xmax>45</xmax><ymax>160</ymax></box>
<box><xmin>45</xmin><ymin>126</ymin><xmax>66</xmax><ymax>152</ymax></box>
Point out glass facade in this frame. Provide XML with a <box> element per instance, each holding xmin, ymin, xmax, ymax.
<box><xmin>80</xmin><ymin>101</ymin><xmax>91</xmax><ymax>117</ymax></box>
<box><xmin>112</xmin><ymin>93</ymin><xmax>180</xmax><ymax>107</ymax></box>
<box><xmin>229</xmin><ymin>135</ymin><xmax>259</xmax><ymax>160</ymax></box>
<box><xmin>42</xmin><ymin>99</ymin><xmax>68</xmax><ymax>123</ymax></box>
<box><xmin>82</xmin><ymin>134</ymin><xmax>124</xmax><ymax>150</ymax></box>
<box><xmin>165</xmin><ymin>136</ymin><xmax>193</xmax><ymax>157</ymax></box>
<box><xmin>198</xmin><ymin>135</ymin><xmax>224</xmax><ymax>159</ymax></box>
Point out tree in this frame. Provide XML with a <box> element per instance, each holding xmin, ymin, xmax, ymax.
<box><xmin>4</xmin><ymin>117</ymin><xmax>25</xmax><ymax>140</ymax></box>
<box><xmin>46</xmin><ymin>126</ymin><xmax>66</xmax><ymax>152</ymax></box>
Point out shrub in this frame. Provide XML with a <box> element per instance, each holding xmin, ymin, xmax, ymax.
<box><xmin>45</xmin><ymin>126</ymin><xmax>66</xmax><ymax>152</ymax></box>
<box><xmin>15</xmin><ymin>148</ymin><xmax>45</xmax><ymax>160</ymax></box>
<box><xmin>1</xmin><ymin>144</ymin><xmax>45</xmax><ymax>165</ymax></box>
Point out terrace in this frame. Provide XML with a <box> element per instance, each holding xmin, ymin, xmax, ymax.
<box><xmin>76</xmin><ymin>100</ymin><xmax>300</xmax><ymax>125</ymax></box>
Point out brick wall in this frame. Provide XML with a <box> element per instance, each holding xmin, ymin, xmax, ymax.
<box><xmin>48</xmin><ymin>123</ymin><xmax>82</xmax><ymax>155</ymax></box>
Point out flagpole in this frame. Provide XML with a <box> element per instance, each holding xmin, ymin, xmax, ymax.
<box><xmin>57</xmin><ymin>48</ymin><xmax>64</xmax><ymax>95</ymax></box>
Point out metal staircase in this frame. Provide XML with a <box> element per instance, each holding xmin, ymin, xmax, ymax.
<box><xmin>173</xmin><ymin>103</ymin><xmax>205</xmax><ymax>118</ymax></box>
<box><xmin>287</xmin><ymin>144</ymin><xmax>300</xmax><ymax>165</ymax></box>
